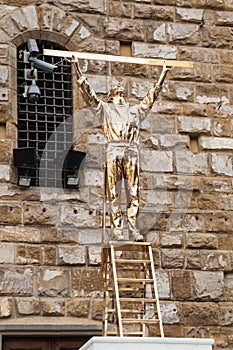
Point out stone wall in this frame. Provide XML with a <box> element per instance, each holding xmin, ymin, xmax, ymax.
<box><xmin>0</xmin><ymin>0</ymin><xmax>233</xmax><ymax>348</ymax></box>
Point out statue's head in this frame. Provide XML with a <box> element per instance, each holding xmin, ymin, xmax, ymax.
<box><xmin>107</xmin><ymin>84</ymin><xmax>126</xmax><ymax>105</ymax></box>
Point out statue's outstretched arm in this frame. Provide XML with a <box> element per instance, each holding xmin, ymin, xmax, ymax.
<box><xmin>70</xmin><ymin>56</ymin><xmax>101</xmax><ymax>106</ymax></box>
<box><xmin>141</xmin><ymin>62</ymin><xmax>171</xmax><ymax>109</ymax></box>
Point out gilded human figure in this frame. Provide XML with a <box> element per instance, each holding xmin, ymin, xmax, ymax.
<box><xmin>72</xmin><ymin>58</ymin><xmax>170</xmax><ymax>241</ymax></box>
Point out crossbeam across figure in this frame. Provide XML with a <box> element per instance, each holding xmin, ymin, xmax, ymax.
<box><xmin>44</xmin><ymin>49</ymin><xmax>193</xmax><ymax>242</ymax></box>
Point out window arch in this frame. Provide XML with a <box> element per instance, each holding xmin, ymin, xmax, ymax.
<box><xmin>17</xmin><ymin>40</ymin><xmax>73</xmax><ymax>188</ymax></box>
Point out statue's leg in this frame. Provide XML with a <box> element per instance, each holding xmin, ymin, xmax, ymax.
<box><xmin>105</xmin><ymin>155</ymin><xmax>124</xmax><ymax>240</ymax></box>
<box><xmin>123</xmin><ymin>152</ymin><xmax>144</xmax><ymax>241</ymax></box>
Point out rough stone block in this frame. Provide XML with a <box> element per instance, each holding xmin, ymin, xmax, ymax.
<box><xmin>0</xmin><ymin>204</ymin><xmax>21</xmax><ymax>224</ymax></box>
<box><xmin>37</xmin><ymin>268</ymin><xmax>70</xmax><ymax>297</ymax></box>
<box><xmin>185</xmin><ymin>233</ymin><xmax>218</xmax><ymax>249</ymax></box>
<box><xmin>200</xmin><ymin>136</ymin><xmax>233</xmax><ymax>150</ymax></box>
<box><xmin>23</xmin><ymin>203</ymin><xmax>58</xmax><ymax>226</ymax></box>
<box><xmin>201</xmin><ymin>251</ymin><xmax>232</xmax><ymax>271</ymax></box>
<box><xmin>219</xmin><ymin>303</ymin><xmax>233</xmax><ymax>326</ymax></box>
<box><xmin>106</xmin><ymin>18</ymin><xmax>144</xmax><ymax>41</ymax></box>
<box><xmin>160</xmin><ymin>302</ymin><xmax>180</xmax><ymax>324</ymax></box>
<box><xmin>175</xmin><ymin>151</ymin><xmax>209</xmax><ymax>175</ymax></box>
<box><xmin>161</xmin><ymin>232</ymin><xmax>183</xmax><ymax>248</ymax></box>
<box><xmin>172</xmin><ymin>271</ymin><xmax>192</xmax><ymax>300</ymax></box>
<box><xmin>90</xmin><ymin>298</ymin><xmax>103</xmax><ymax>320</ymax></box>
<box><xmin>67</xmin><ymin>298</ymin><xmax>90</xmax><ymax>317</ymax></box>
<box><xmin>16</xmin><ymin>297</ymin><xmax>40</xmax><ymax>315</ymax></box>
<box><xmin>156</xmin><ymin>270</ymin><xmax>171</xmax><ymax>299</ymax></box>
<box><xmin>58</xmin><ymin>245</ymin><xmax>86</xmax><ymax>265</ymax></box>
<box><xmin>41</xmin><ymin>299</ymin><xmax>65</xmax><ymax>316</ymax></box>
<box><xmin>167</xmin><ymin>23</ymin><xmax>200</xmax><ymax>44</ymax></box>
<box><xmin>1</xmin><ymin>226</ymin><xmax>41</xmax><ymax>243</ymax></box>
<box><xmin>192</xmin><ymin>271</ymin><xmax>224</xmax><ymax>300</ymax></box>
<box><xmin>0</xmin><ymin>267</ymin><xmax>33</xmax><ymax>295</ymax></box>
<box><xmin>0</xmin><ymin>297</ymin><xmax>12</xmax><ymax>318</ymax></box>
<box><xmin>185</xmin><ymin>250</ymin><xmax>201</xmax><ymax>269</ymax></box>
<box><xmin>72</xmin><ymin>268</ymin><xmax>103</xmax><ymax>297</ymax></box>
<box><xmin>182</xmin><ymin>302</ymin><xmax>219</xmax><ymax>326</ymax></box>
<box><xmin>16</xmin><ymin>244</ymin><xmax>41</xmax><ymax>264</ymax></box>
<box><xmin>59</xmin><ymin>204</ymin><xmax>100</xmax><ymax>228</ymax></box>
<box><xmin>141</xmin><ymin>150</ymin><xmax>173</xmax><ymax>172</ymax></box>
<box><xmin>88</xmin><ymin>246</ymin><xmax>101</xmax><ymax>266</ymax></box>
<box><xmin>162</xmin><ymin>249</ymin><xmax>185</xmax><ymax>269</ymax></box>
<box><xmin>211</xmin><ymin>153</ymin><xmax>233</xmax><ymax>176</ymax></box>
<box><xmin>132</xmin><ymin>42</ymin><xmax>177</xmax><ymax>59</ymax></box>
<box><xmin>176</xmin><ymin>8</ymin><xmax>204</xmax><ymax>23</ymax></box>
<box><xmin>0</xmin><ymin>243</ymin><xmax>15</xmax><ymax>263</ymax></box>
<box><xmin>177</xmin><ymin>116</ymin><xmax>211</xmax><ymax>134</ymax></box>
<box><xmin>0</xmin><ymin>165</ymin><xmax>10</xmax><ymax>181</ymax></box>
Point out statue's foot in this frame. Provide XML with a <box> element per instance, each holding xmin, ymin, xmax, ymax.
<box><xmin>113</xmin><ymin>229</ymin><xmax>124</xmax><ymax>241</ymax></box>
<box><xmin>130</xmin><ymin>231</ymin><xmax>144</xmax><ymax>242</ymax></box>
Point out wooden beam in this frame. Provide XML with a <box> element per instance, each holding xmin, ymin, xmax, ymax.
<box><xmin>43</xmin><ymin>49</ymin><xmax>194</xmax><ymax>68</ymax></box>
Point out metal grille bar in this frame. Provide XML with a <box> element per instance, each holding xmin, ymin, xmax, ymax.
<box><xmin>17</xmin><ymin>41</ymin><xmax>73</xmax><ymax>188</ymax></box>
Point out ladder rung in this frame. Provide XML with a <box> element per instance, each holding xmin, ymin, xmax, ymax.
<box><xmin>106</xmin><ymin>308</ymin><xmax>144</xmax><ymax>314</ymax></box>
<box><xmin>115</xmin><ymin>259</ymin><xmax>151</xmax><ymax>264</ymax></box>
<box><xmin>120</xmin><ymin>297</ymin><xmax>157</xmax><ymax>302</ymax></box>
<box><xmin>117</xmin><ymin>278</ymin><xmax>154</xmax><ymax>283</ymax></box>
<box><xmin>122</xmin><ymin>318</ymin><xmax>160</xmax><ymax>324</ymax></box>
<box><xmin>105</xmin><ymin>331</ymin><xmax>144</xmax><ymax>336</ymax></box>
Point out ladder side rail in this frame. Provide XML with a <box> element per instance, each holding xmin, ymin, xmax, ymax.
<box><xmin>102</xmin><ymin>252</ymin><xmax>111</xmax><ymax>336</ymax></box>
<box><xmin>148</xmin><ymin>245</ymin><xmax>164</xmax><ymax>338</ymax></box>
<box><xmin>110</xmin><ymin>244</ymin><xmax>124</xmax><ymax>337</ymax></box>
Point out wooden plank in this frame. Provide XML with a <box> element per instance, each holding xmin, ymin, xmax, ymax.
<box><xmin>122</xmin><ymin>319</ymin><xmax>159</xmax><ymax>324</ymax></box>
<box><xmin>44</xmin><ymin>49</ymin><xmax>194</xmax><ymax>68</ymax></box>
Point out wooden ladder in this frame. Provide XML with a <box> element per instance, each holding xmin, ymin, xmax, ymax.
<box><xmin>102</xmin><ymin>241</ymin><xmax>164</xmax><ymax>337</ymax></box>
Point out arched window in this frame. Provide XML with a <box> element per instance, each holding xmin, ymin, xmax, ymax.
<box><xmin>17</xmin><ymin>40</ymin><xmax>73</xmax><ymax>188</ymax></box>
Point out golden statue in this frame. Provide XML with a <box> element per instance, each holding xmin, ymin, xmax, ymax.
<box><xmin>72</xmin><ymin>58</ymin><xmax>170</xmax><ymax>241</ymax></box>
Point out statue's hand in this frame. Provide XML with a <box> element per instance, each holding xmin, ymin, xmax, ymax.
<box><xmin>66</xmin><ymin>55</ymin><xmax>82</xmax><ymax>78</ymax></box>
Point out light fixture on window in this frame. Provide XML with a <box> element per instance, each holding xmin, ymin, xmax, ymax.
<box><xmin>17</xmin><ymin>175</ymin><xmax>31</xmax><ymax>188</ymax></box>
<box><xmin>62</xmin><ymin>150</ymin><xmax>86</xmax><ymax>189</ymax></box>
<box><xmin>13</xmin><ymin>147</ymin><xmax>39</xmax><ymax>188</ymax></box>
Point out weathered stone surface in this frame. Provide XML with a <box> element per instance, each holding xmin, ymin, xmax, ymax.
<box><xmin>176</xmin><ymin>8</ymin><xmax>204</xmax><ymax>23</ymax></box>
<box><xmin>1</xmin><ymin>226</ymin><xmax>41</xmax><ymax>243</ymax></box>
<box><xmin>172</xmin><ymin>271</ymin><xmax>192</xmax><ymax>300</ymax></box>
<box><xmin>0</xmin><ymin>267</ymin><xmax>33</xmax><ymax>295</ymax></box>
<box><xmin>58</xmin><ymin>245</ymin><xmax>86</xmax><ymax>265</ymax></box>
<box><xmin>23</xmin><ymin>203</ymin><xmax>58</xmax><ymax>226</ymax></box>
<box><xmin>72</xmin><ymin>268</ymin><xmax>103</xmax><ymax>297</ymax></box>
<box><xmin>59</xmin><ymin>204</ymin><xmax>99</xmax><ymax>228</ymax></box>
<box><xmin>162</xmin><ymin>249</ymin><xmax>185</xmax><ymax>269</ymax></box>
<box><xmin>0</xmin><ymin>243</ymin><xmax>15</xmax><ymax>263</ymax></box>
<box><xmin>88</xmin><ymin>246</ymin><xmax>101</xmax><ymax>265</ymax></box>
<box><xmin>177</xmin><ymin>116</ymin><xmax>211</xmax><ymax>134</ymax></box>
<box><xmin>168</xmin><ymin>23</ymin><xmax>200</xmax><ymax>44</ymax></box>
<box><xmin>16</xmin><ymin>297</ymin><xmax>40</xmax><ymax>315</ymax></box>
<box><xmin>67</xmin><ymin>298</ymin><xmax>90</xmax><ymax>317</ymax></box>
<box><xmin>185</xmin><ymin>233</ymin><xmax>218</xmax><ymax>249</ymax></box>
<box><xmin>211</xmin><ymin>153</ymin><xmax>233</xmax><ymax>176</ymax></box>
<box><xmin>175</xmin><ymin>151</ymin><xmax>209</xmax><ymax>175</ymax></box>
<box><xmin>106</xmin><ymin>18</ymin><xmax>145</xmax><ymax>41</ymax></box>
<box><xmin>37</xmin><ymin>268</ymin><xmax>70</xmax><ymax>297</ymax></box>
<box><xmin>200</xmin><ymin>136</ymin><xmax>233</xmax><ymax>150</ymax></box>
<box><xmin>182</xmin><ymin>302</ymin><xmax>219</xmax><ymax>326</ymax></box>
<box><xmin>41</xmin><ymin>299</ymin><xmax>65</xmax><ymax>316</ymax></box>
<box><xmin>141</xmin><ymin>150</ymin><xmax>173</xmax><ymax>172</ymax></box>
<box><xmin>16</xmin><ymin>244</ymin><xmax>41</xmax><ymax>264</ymax></box>
<box><xmin>161</xmin><ymin>232</ymin><xmax>183</xmax><ymax>248</ymax></box>
<box><xmin>0</xmin><ymin>297</ymin><xmax>12</xmax><ymax>318</ymax></box>
<box><xmin>192</xmin><ymin>271</ymin><xmax>224</xmax><ymax>300</ymax></box>
<box><xmin>160</xmin><ymin>302</ymin><xmax>180</xmax><ymax>324</ymax></box>
<box><xmin>201</xmin><ymin>251</ymin><xmax>232</xmax><ymax>271</ymax></box>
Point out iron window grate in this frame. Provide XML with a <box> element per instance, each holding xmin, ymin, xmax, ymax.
<box><xmin>17</xmin><ymin>41</ymin><xmax>73</xmax><ymax>187</ymax></box>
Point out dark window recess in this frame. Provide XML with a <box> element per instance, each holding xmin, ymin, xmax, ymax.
<box><xmin>17</xmin><ymin>41</ymin><xmax>73</xmax><ymax>187</ymax></box>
